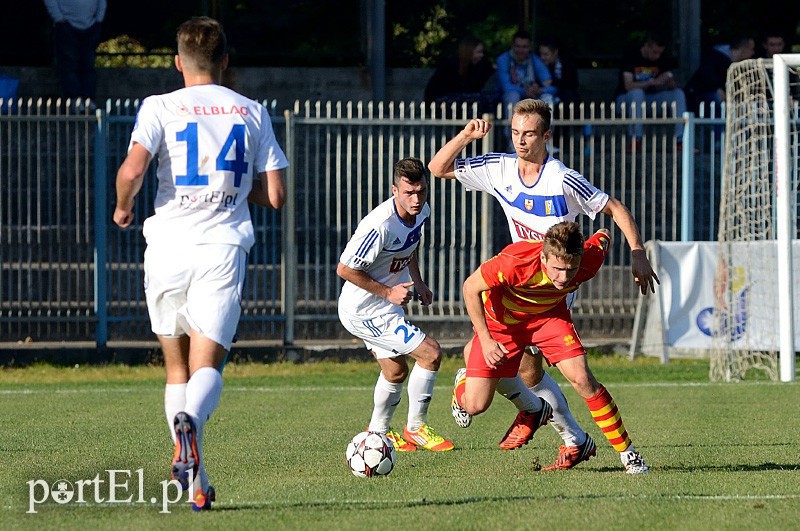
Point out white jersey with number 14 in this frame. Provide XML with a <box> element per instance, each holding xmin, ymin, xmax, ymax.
<box><xmin>130</xmin><ymin>83</ymin><xmax>288</xmax><ymax>251</ymax></box>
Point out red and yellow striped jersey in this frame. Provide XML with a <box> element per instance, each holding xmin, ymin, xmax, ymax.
<box><xmin>479</xmin><ymin>231</ymin><xmax>610</xmax><ymax>325</ymax></box>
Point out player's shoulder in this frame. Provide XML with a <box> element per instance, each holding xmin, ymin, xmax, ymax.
<box><xmin>542</xmin><ymin>155</ymin><xmax>571</xmax><ymax>176</ymax></box>
<box><xmin>544</xmin><ymin>156</ymin><xmax>597</xmax><ymax>189</ymax></box>
<box><xmin>360</xmin><ymin>197</ymin><xmax>396</xmax><ymax>229</ymax></box>
<box><xmin>457</xmin><ymin>153</ymin><xmax>518</xmax><ymax>179</ymax></box>
<box><xmin>420</xmin><ymin>202</ymin><xmax>431</xmax><ymax>219</ymax></box>
<box><xmin>500</xmin><ymin>239</ymin><xmax>543</xmax><ymax>261</ymax></box>
<box><xmin>585</xmin><ymin>230</ymin><xmax>611</xmax><ymax>252</ymax></box>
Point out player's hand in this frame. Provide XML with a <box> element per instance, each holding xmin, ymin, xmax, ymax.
<box><xmin>463</xmin><ymin>119</ymin><xmax>491</xmax><ymax>140</ymax></box>
<box><xmin>413</xmin><ymin>281</ymin><xmax>433</xmax><ymax>306</ymax></box>
<box><xmin>479</xmin><ymin>336</ymin><xmax>508</xmax><ymax>368</ymax></box>
<box><xmin>631</xmin><ymin>249</ymin><xmax>660</xmax><ymax>294</ymax></box>
<box><xmin>113</xmin><ymin>207</ymin><xmax>134</xmax><ymax>228</ymax></box>
<box><xmin>386</xmin><ymin>281</ymin><xmax>414</xmax><ymax>306</ymax></box>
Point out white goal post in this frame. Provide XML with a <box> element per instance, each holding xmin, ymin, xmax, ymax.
<box><xmin>774</xmin><ymin>54</ymin><xmax>797</xmax><ymax>382</ymax></box>
<box><xmin>711</xmin><ymin>55</ymin><xmax>800</xmax><ymax>382</ymax></box>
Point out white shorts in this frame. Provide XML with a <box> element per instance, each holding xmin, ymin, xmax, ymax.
<box><xmin>144</xmin><ymin>243</ymin><xmax>247</xmax><ymax>350</ymax></box>
<box><xmin>338</xmin><ymin>306</ymin><xmax>426</xmax><ymax>359</ymax></box>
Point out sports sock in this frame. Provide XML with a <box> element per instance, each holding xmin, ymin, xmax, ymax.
<box><xmin>406</xmin><ymin>364</ymin><xmax>437</xmax><ymax>431</ymax></box>
<box><xmin>454</xmin><ymin>372</ymin><xmax>466</xmax><ymax>407</ymax></box>
<box><xmin>164</xmin><ymin>383</ymin><xmax>187</xmax><ymax>444</ymax></box>
<box><xmin>584</xmin><ymin>385</ymin><xmax>632</xmax><ymax>452</ymax></box>
<box><xmin>496</xmin><ymin>375</ymin><xmax>540</xmax><ymax>412</ymax></box>
<box><xmin>368</xmin><ymin>372</ymin><xmax>403</xmax><ymax>433</ymax></box>
<box><xmin>183</xmin><ymin>367</ymin><xmax>223</xmax><ymax>492</ymax></box>
<box><xmin>532</xmin><ymin>372</ymin><xmax>585</xmax><ymax>447</ymax></box>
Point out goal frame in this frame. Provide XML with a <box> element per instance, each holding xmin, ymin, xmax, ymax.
<box><xmin>773</xmin><ymin>54</ymin><xmax>797</xmax><ymax>382</ymax></box>
<box><xmin>712</xmin><ymin>55</ymin><xmax>799</xmax><ymax>382</ymax></box>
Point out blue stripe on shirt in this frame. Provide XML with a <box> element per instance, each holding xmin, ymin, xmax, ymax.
<box><xmin>356</xmin><ymin>229</ymin><xmax>379</xmax><ymax>258</ymax></box>
<box><xmin>563</xmin><ymin>172</ymin><xmax>594</xmax><ymax>200</ymax></box>
<box><xmin>462</xmin><ymin>153</ymin><xmax>504</xmax><ymax>169</ymax></box>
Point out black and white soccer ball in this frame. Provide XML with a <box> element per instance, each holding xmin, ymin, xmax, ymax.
<box><xmin>345</xmin><ymin>431</ymin><xmax>396</xmax><ymax>477</ymax></box>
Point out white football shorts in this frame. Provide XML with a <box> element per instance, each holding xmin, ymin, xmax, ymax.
<box><xmin>338</xmin><ymin>306</ymin><xmax>426</xmax><ymax>359</ymax></box>
<box><xmin>144</xmin><ymin>243</ymin><xmax>247</xmax><ymax>350</ymax></box>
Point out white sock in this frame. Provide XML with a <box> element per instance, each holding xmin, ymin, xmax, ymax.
<box><xmin>406</xmin><ymin>364</ymin><xmax>437</xmax><ymax>431</ymax></box>
<box><xmin>164</xmin><ymin>383</ymin><xmax>187</xmax><ymax>444</ymax></box>
<box><xmin>183</xmin><ymin>367</ymin><xmax>223</xmax><ymax>492</ymax></box>
<box><xmin>533</xmin><ymin>372</ymin><xmax>586</xmax><ymax>447</ymax></box>
<box><xmin>496</xmin><ymin>375</ymin><xmax>540</xmax><ymax>412</ymax></box>
<box><xmin>368</xmin><ymin>372</ymin><xmax>403</xmax><ymax>433</ymax></box>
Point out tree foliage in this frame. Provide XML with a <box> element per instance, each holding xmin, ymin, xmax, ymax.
<box><xmin>2</xmin><ymin>0</ymin><xmax>799</xmax><ymax>68</ymax></box>
<box><xmin>96</xmin><ymin>36</ymin><xmax>173</xmax><ymax>68</ymax></box>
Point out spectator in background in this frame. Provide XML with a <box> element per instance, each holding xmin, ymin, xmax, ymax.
<box><xmin>684</xmin><ymin>35</ymin><xmax>755</xmax><ymax>113</ymax></box>
<box><xmin>538</xmin><ymin>35</ymin><xmax>580</xmax><ymax>108</ymax></box>
<box><xmin>43</xmin><ymin>0</ymin><xmax>106</xmax><ymax>108</ymax></box>
<box><xmin>497</xmin><ymin>31</ymin><xmax>555</xmax><ymax>110</ymax></box>
<box><xmin>497</xmin><ymin>31</ymin><xmax>555</xmax><ymax>150</ymax></box>
<box><xmin>614</xmin><ymin>32</ymin><xmax>686</xmax><ymax>152</ymax></box>
<box><xmin>538</xmin><ymin>35</ymin><xmax>591</xmax><ymax>143</ymax></box>
<box><xmin>424</xmin><ymin>35</ymin><xmax>496</xmax><ymax>111</ymax></box>
<box><xmin>759</xmin><ymin>29</ymin><xmax>786</xmax><ymax>58</ymax></box>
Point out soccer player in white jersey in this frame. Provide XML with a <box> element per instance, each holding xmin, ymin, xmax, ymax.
<box><xmin>337</xmin><ymin>158</ymin><xmax>454</xmax><ymax>453</ymax></box>
<box><xmin>113</xmin><ymin>17</ymin><xmax>288</xmax><ymax>509</ymax></box>
<box><xmin>428</xmin><ymin>98</ymin><xmax>658</xmax><ymax>474</ymax></box>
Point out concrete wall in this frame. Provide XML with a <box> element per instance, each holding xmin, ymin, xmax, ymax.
<box><xmin>1</xmin><ymin>66</ymin><xmax>618</xmax><ymax>106</ymax></box>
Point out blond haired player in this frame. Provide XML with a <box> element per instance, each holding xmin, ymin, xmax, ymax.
<box><xmin>428</xmin><ymin>98</ymin><xmax>656</xmax><ymax>473</ymax></box>
<box><xmin>114</xmin><ymin>16</ymin><xmax>288</xmax><ymax>509</ymax></box>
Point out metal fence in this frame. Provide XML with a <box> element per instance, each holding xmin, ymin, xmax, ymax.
<box><xmin>0</xmin><ymin>98</ymin><xmax>725</xmax><ymax>346</ymax></box>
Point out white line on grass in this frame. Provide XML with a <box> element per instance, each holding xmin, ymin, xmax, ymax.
<box><xmin>4</xmin><ymin>493</ymin><xmax>800</xmax><ymax>512</ymax></box>
<box><xmin>0</xmin><ymin>380</ymin><xmax>789</xmax><ymax>396</ymax></box>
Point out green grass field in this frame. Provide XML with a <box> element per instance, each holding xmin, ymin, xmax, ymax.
<box><xmin>2</xmin><ymin>355</ymin><xmax>799</xmax><ymax>530</ymax></box>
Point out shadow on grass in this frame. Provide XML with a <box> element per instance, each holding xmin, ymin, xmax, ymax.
<box><xmin>641</xmin><ymin>462</ymin><xmax>800</xmax><ymax>473</ymax></box>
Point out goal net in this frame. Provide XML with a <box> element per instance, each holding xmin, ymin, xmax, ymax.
<box><xmin>710</xmin><ymin>56</ymin><xmax>800</xmax><ymax>381</ymax></box>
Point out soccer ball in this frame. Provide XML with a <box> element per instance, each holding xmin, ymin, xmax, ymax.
<box><xmin>345</xmin><ymin>431</ymin><xmax>396</xmax><ymax>478</ymax></box>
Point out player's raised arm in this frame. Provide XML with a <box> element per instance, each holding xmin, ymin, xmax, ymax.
<box><xmin>427</xmin><ymin>118</ymin><xmax>492</xmax><ymax>179</ymax></box>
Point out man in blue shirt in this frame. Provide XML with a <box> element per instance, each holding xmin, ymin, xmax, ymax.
<box><xmin>496</xmin><ymin>31</ymin><xmax>555</xmax><ymax>149</ymax></box>
<box><xmin>497</xmin><ymin>31</ymin><xmax>555</xmax><ymax>110</ymax></box>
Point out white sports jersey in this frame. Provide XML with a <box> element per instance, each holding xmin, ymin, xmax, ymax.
<box><xmin>454</xmin><ymin>152</ymin><xmax>609</xmax><ymax>242</ymax></box>
<box><xmin>338</xmin><ymin>197</ymin><xmax>430</xmax><ymax>318</ymax></box>
<box><xmin>130</xmin><ymin>84</ymin><xmax>289</xmax><ymax>251</ymax></box>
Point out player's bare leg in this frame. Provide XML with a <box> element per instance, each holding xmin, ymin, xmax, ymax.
<box><xmin>556</xmin><ymin>354</ymin><xmax>648</xmax><ymax>473</ymax></box>
<box><xmin>460</xmin><ymin>375</ymin><xmax>498</xmax><ymax>415</ymax></box>
<box><xmin>521</xmin><ymin>347</ymin><xmax>588</xmax><ymax>446</ymax></box>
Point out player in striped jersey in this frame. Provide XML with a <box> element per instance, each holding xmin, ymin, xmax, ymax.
<box><xmin>337</xmin><ymin>158</ymin><xmax>454</xmax><ymax>453</ymax></box>
<box><xmin>454</xmin><ymin>222</ymin><xmax>648</xmax><ymax>473</ymax></box>
<box><xmin>428</xmin><ymin>98</ymin><xmax>656</xmax><ymax>473</ymax></box>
